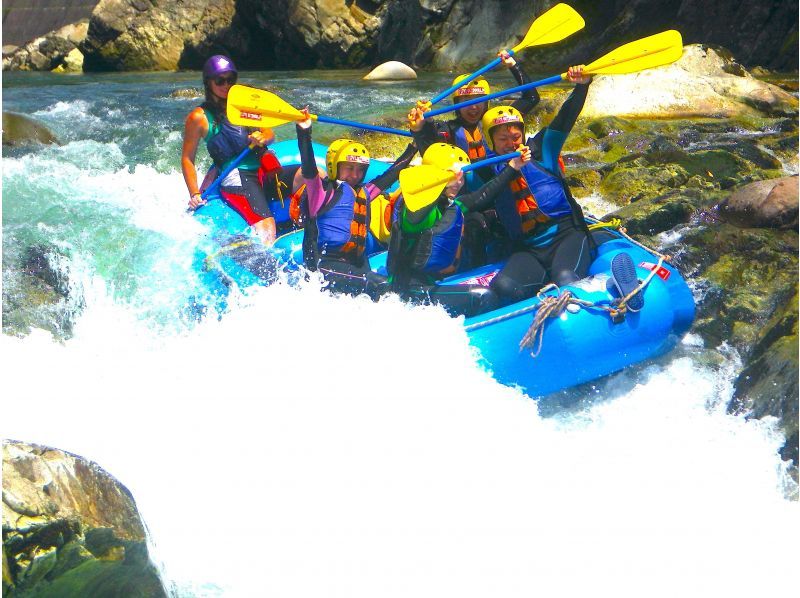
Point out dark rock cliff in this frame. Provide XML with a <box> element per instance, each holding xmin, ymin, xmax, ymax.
<box><xmin>5</xmin><ymin>0</ymin><xmax>795</xmax><ymax>72</ymax></box>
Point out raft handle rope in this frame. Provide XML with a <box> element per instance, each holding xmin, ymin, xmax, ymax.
<box><xmin>468</xmin><ymin>217</ymin><xmax>671</xmax><ymax>357</ymax></box>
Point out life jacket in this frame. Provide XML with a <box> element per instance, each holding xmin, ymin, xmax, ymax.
<box><xmin>387</xmin><ymin>197</ymin><xmax>465</xmax><ymax>286</ymax></box>
<box><xmin>289</xmin><ymin>184</ymin><xmax>306</xmax><ymax>226</ymax></box>
<box><xmin>509</xmin><ymin>174</ymin><xmax>550</xmax><ymax>235</ymax></box>
<box><xmin>454</xmin><ymin>125</ymin><xmax>489</xmax><ymax>161</ymax></box>
<box><xmin>493</xmin><ymin>159</ymin><xmax>572</xmax><ymax>241</ymax></box>
<box><xmin>302</xmin><ymin>182</ymin><xmax>370</xmax><ymax>266</ymax></box>
<box><xmin>202</xmin><ymin>104</ymin><xmax>262</xmax><ymax>170</ymax></box>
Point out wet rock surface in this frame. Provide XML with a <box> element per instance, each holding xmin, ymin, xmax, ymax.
<box><xmin>2</xmin><ymin>440</ymin><xmax>166</xmax><ymax>597</ymax></box>
<box><xmin>2</xmin><ymin>113</ymin><xmax>60</xmax><ymax>147</ymax></box>
<box><xmin>5</xmin><ymin>1</ymin><xmax>796</xmax><ymax>73</ymax></box>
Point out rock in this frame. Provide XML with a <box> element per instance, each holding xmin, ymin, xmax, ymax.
<box><xmin>2</xmin><ymin>113</ymin><xmax>60</xmax><ymax>146</ymax></box>
<box><xmin>363</xmin><ymin>60</ymin><xmax>417</xmax><ymax>81</ymax></box>
<box><xmin>82</xmin><ymin>0</ymin><xmax>241</xmax><ymax>71</ymax></box>
<box><xmin>2</xmin><ymin>440</ymin><xmax>166</xmax><ymax>597</ymax></box>
<box><xmin>718</xmin><ymin>176</ymin><xmax>799</xmax><ymax>229</ymax></box>
<box><xmin>170</xmin><ymin>87</ymin><xmax>204</xmax><ymax>99</ymax></box>
<box><xmin>582</xmin><ymin>45</ymin><xmax>798</xmax><ymax>120</ymax></box>
<box><xmin>62</xmin><ymin>48</ymin><xmax>85</xmax><ymax>72</ymax></box>
<box><xmin>3</xmin><ymin>21</ymin><xmax>88</xmax><ymax>72</ymax></box>
<box><xmin>729</xmin><ymin>290</ymin><xmax>799</xmax><ymax>465</ymax></box>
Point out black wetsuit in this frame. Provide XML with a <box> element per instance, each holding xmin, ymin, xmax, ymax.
<box><xmin>487</xmin><ymin>82</ymin><xmax>615</xmax><ymax>303</ymax></box>
<box><xmin>388</xmin><ymin>167</ymin><xmax>520</xmax><ymax>316</ymax></box>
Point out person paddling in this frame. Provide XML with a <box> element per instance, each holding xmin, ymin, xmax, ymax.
<box><xmin>295</xmin><ymin>108</ymin><xmax>416</xmax><ymax>296</ymax></box>
<box><xmin>181</xmin><ymin>55</ymin><xmax>278</xmax><ymax>244</ymax></box>
<box><xmin>478</xmin><ymin>64</ymin><xmax>637</xmax><ymax>308</ymax></box>
<box><xmin>386</xmin><ymin>142</ymin><xmax>531</xmax><ymax>316</ymax></box>
<box><xmin>412</xmin><ymin>51</ymin><xmax>539</xmax><ymax>179</ymax></box>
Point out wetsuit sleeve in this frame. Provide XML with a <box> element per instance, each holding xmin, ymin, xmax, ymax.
<box><xmin>365</xmin><ymin>142</ymin><xmax>418</xmax><ymax>197</ymax></box>
<box><xmin>457</xmin><ymin>166</ymin><xmax>518</xmax><ymax>213</ymax></box>
<box><xmin>296</xmin><ymin>124</ymin><xmax>318</xmax><ymax>180</ymax></box>
<box><xmin>538</xmin><ymin>82</ymin><xmax>591</xmax><ymax>174</ymax></box>
<box><xmin>411</xmin><ymin>118</ymin><xmax>440</xmax><ymax>157</ymax></box>
<box><xmin>296</xmin><ymin>123</ymin><xmax>327</xmax><ymax>217</ymax></box>
<box><xmin>550</xmin><ymin>82</ymin><xmax>591</xmax><ymax>134</ymax></box>
<box><xmin>509</xmin><ymin>62</ymin><xmax>540</xmax><ymax>115</ymax></box>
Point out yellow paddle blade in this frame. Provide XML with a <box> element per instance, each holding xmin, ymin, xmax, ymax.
<box><xmin>399</xmin><ymin>165</ymin><xmax>455</xmax><ymax>212</ymax></box>
<box><xmin>226</xmin><ymin>84</ymin><xmax>308</xmax><ymax>128</ymax></box>
<box><xmin>584</xmin><ymin>30</ymin><xmax>684</xmax><ymax>75</ymax></box>
<box><xmin>512</xmin><ymin>3</ymin><xmax>585</xmax><ymax>53</ymax></box>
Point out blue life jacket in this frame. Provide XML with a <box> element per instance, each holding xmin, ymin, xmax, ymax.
<box><xmin>387</xmin><ymin>197</ymin><xmax>465</xmax><ymax>281</ymax></box>
<box><xmin>303</xmin><ymin>182</ymin><xmax>371</xmax><ymax>266</ymax></box>
<box><xmin>492</xmin><ymin>159</ymin><xmax>572</xmax><ymax>241</ymax></box>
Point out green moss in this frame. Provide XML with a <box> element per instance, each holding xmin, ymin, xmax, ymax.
<box><xmin>16</xmin><ymin>558</ymin><xmax>164</xmax><ymax>598</ymax></box>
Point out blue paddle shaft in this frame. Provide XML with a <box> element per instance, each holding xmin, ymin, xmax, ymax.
<box><xmin>429</xmin><ymin>51</ymin><xmax>514</xmax><ymax>105</ymax></box>
<box><xmin>463</xmin><ymin>151</ymin><xmax>521</xmax><ymax>173</ymax></box>
<box><xmin>425</xmin><ymin>73</ymin><xmax>564</xmax><ymax>119</ymax></box>
<box><xmin>316</xmin><ymin>115</ymin><xmax>412</xmax><ymax>137</ymax></box>
<box><xmin>201</xmin><ymin>146</ymin><xmax>252</xmax><ymax>200</ymax></box>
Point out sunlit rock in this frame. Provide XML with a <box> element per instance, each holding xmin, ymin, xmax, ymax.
<box><xmin>2</xmin><ymin>441</ymin><xmax>166</xmax><ymax>596</ymax></box>
<box><xmin>719</xmin><ymin>175</ymin><xmax>799</xmax><ymax>229</ymax></box>
<box><xmin>363</xmin><ymin>61</ymin><xmax>417</xmax><ymax>81</ymax></box>
<box><xmin>582</xmin><ymin>45</ymin><xmax>799</xmax><ymax>120</ymax></box>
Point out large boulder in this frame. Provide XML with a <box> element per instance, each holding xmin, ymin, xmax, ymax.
<box><xmin>3</xmin><ymin>21</ymin><xmax>88</xmax><ymax>72</ymax></box>
<box><xmin>582</xmin><ymin>45</ymin><xmax>799</xmax><ymax>120</ymax></box>
<box><xmin>718</xmin><ymin>176</ymin><xmax>799</xmax><ymax>230</ymax></box>
<box><xmin>2</xmin><ymin>440</ymin><xmax>166</xmax><ymax>596</ymax></box>
<box><xmin>363</xmin><ymin>60</ymin><xmax>417</xmax><ymax>81</ymax></box>
<box><xmin>81</xmin><ymin>0</ymin><xmax>244</xmax><ymax>71</ymax></box>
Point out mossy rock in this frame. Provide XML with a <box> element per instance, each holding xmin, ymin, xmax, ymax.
<box><xmin>586</xmin><ymin>116</ymin><xmax>640</xmax><ymax>139</ymax></box>
<box><xmin>600</xmin><ymin>164</ymin><xmax>691</xmax><ymax>205</ymax></box>
<box><xmin>680</xmin><ymin>225</ymin><xmax>798</xmax><ymax>350</ymax></box>
<box><xmin>604</xmin><ymin>188</ymin><xmax>721</xmax><ymax>236</ymax></box>
<box><xmin>13</xmin><ymin>557</ymin><xmax>166</xmax><ymax>598</ymax></box>
<box><xmin>729</xmin><ymin>290</ymin><xmax>799</xmax><ymax>465</ymax></box>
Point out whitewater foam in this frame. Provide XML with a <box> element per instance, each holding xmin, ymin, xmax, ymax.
<box><xmin>2</xmin><ymin>278</ymin><xmax>797</xmax><ymax>598</ymax></box>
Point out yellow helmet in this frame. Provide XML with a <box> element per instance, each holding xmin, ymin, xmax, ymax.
<box><xmin>422</xmin><ymin>143</ymin><xmax>470</xmax><ymax>171</ymax></box>
<box><xmin>481</xmin><ymin>106</ymin><xmax>524</xmax><ymax>149</ymax></box>
<box><xmin>451</xmin><ymin>74</ymin><xmax>491</xmax><ymax>104</ymax></box>
<box><xmin>325</xmin><ymin>138</ymin><xmax>370</xmax><ymax>179</ymax></box>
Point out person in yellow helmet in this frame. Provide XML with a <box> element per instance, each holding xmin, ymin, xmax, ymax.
<box><xmin>411</xmin><ymin>51</ymin><xmax>539</xmax><ymax>176</ymax></box>
<box><xmin>475</xmin><ymin>65</ymin><xmax>620</xmax><ymax>304</ymax></box>
<box><xmin>295</xmin><ymin>107</ymin><xmax>417</xmax><ymax>296</ymax></box>
<box><xmin>406</xmin><ymin>51</ymin><xmax>540</xmax><ymax>269</ymax></box>
<box><xmin>385</xmin><ymin>142</ymin><xmax>531</xmax><ymax>316</ymax></box>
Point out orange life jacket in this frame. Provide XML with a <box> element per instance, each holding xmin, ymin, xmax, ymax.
<box><xmin>510</xmin><ymin>175</ymin><xmax>550</xmax><ymax>235</ymax></box>
<box><xmin>339</xmin><ymin>187</ymin><xmax>369</xmax><ymax>258</ymax></box>
<box><xmin>289</xmin><ymin>184</ymin><xmax>306</xmax><ymax>225</ymax></box>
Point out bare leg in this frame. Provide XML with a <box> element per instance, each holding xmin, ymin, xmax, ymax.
<box><xmin>253</xmin><ymin>217</ymin><xmax>277</xmax><ymax>245</ymax></box>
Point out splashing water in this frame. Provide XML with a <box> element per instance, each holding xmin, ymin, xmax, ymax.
<box><xmin>2</xmin><ymin>71</ymin><xmax>798</xmax><ymax>597</ymax></box>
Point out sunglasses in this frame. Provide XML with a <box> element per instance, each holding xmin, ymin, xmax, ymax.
<box><xmin>213</xmin><ymin>75</ymin><xmax>237</xmax><ymax>86</ymax></box>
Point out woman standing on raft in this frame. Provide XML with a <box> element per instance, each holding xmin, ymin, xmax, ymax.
<box><xmin>181</xmin><ymin>55</ymin><xmax>278</xmax><ymax>244</ymax></box>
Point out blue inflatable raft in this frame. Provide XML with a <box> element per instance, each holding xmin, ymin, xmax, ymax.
<box><xmin>192</xmin><ymin>140</ymin><xmax>696</xmax><ymax>396</ymax></box>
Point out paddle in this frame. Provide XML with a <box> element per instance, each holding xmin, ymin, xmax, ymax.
<box><xmin>424</xmin><ymin>30</ymin><xmax>684</xmax><ymax>119</ymax></box>
<box><xmin>227</xmin><ymin>84</ymin><xmax>412</xmax><ymax>137</ymax></box>
<box><xmin>429</xmin><ymin>3</ymin><xmax>585</xmax><ymax>105</ymax></box>
<box><xmin>399</xmin><ymin>151</ymin><xmax>522</xmax><ymax>211</ymax></box>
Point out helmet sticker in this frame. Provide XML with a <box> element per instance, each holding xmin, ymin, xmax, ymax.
<box><xmin>456</xmin><ymin>86</ymin><xmax>487</xmax><ymax>96</ymax></box>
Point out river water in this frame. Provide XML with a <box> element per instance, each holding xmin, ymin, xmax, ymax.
<box><xmin>2</xmin><ymin>70</ymin><xmax>798</xmax><ymax>597</ymax></box>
